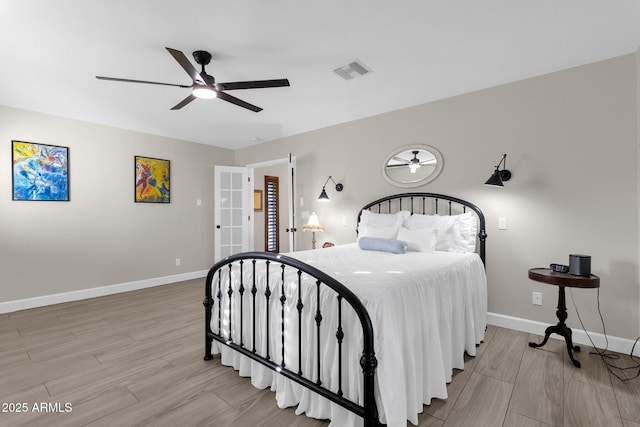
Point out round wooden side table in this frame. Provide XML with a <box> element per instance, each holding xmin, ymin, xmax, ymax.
<box><xmin>527</xmin><ymin>268</ymin><xmax>600</xmax><ymax>368</ymax></box>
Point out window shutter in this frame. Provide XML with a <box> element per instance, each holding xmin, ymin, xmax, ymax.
<box><xmin>264</xmin><ymin>176</ymin><xmax>279</xmax><ymax>253</ymax></box>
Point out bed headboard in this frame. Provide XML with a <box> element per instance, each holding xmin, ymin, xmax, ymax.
<box><xmin>357</xmin><ymin>192</ymin><xmax>487</xmax><ymax>266</ymax></box>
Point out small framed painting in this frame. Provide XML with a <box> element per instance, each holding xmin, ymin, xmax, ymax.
<box><xmin>135</xmin><ymin>156</ymin><xmax>170</xmax><ymax>203</ymax></box>
<box><xmin>254</xmin><ymin>190</ymin><xmax>263</xmax><ymax>211</ymax></box>
<box><xmin>12</xmin><ymin>140</ymin><xmax>70</xmax><ymax>201</ymax></box>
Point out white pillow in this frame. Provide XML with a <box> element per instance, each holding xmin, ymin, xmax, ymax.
<box><xmin>435</xmin><ymin>221</ymin><xmax>464</xmax><ymax>252</ymax></box>
<box><xmin>358</xmin><ymin>210</ymin><xmax>410</xmax><ymax>239</ymax></box>
<box><xmin>406</xmin><ymin>212</ymin><xmax>452</xmax><ymax>230</ymax></box>
<box><xmin>360</xmin><ymin>210</ymin><xmax>410</xmax><ymax>227</ymax></box>
<box><xmin>407</xmin><ymin>212</ymin><xmax>477</xmax><ymax>252</ymax></box>
<box><xmin>397</xmin><ymin>227</ymin><xmax>439</xmax><ymax>252</ymax></box>
<box><xmin>359</xmin><ymin>226</ymin><xmax>399</xmax><ymax>240</ymax></box>
<box><xmin>406</xmin><ymin>213</ymin><xmax>454</xmax><ymax>251</ymax></box>
<box><xmin>454</xmin><ymin>212</ymin><xmax>478</xmax><ymax>252</ymax></box>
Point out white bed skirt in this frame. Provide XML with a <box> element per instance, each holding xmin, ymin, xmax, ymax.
<box><xmin>210</xmin><ymin>244</ymin><xmax>487</xmax><ymax>427</ymax></box>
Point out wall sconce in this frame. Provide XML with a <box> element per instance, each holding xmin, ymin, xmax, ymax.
<box><xmin>303</xmin><ymin>212</ymin><xmax>324</xmax><ymax>249</ymax></box>
<box><xmin>318</xmin><ymin>176</ymin><xmax>344</xmax><ymax>201</ymax></box>
<box><xmin>484</xmin><ymin>154</ymin><xmax>512</xmax><ymax>187</ymax></box>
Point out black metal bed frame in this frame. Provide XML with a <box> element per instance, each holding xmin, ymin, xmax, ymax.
<box><xmin>204</xmin><ymin>193</ymin><xmax>487</xmax><ymax>427</ymax></box>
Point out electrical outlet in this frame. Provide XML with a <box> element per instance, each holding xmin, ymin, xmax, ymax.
<box><xmin>176</xmin><ymin>258</ymin><xmax>181</xmax><ymax>266</ymax></box>
<box><xmin>532</xmin><ymin>291</ymin><xmax>542</xmax><ymax>306</ymax></box>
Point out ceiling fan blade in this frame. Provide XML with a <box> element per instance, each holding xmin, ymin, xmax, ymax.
<box><xmin>419</xmin><ymin>159</ymin><xmax>437</xmax><ymax>165</ymax></box>
<box><xmin>170</xmin><ymin>94</ymin><xmax>197</xmax><ymax>110</ymax></box>
<box><xmin>96</xmin><ymin>76</ymin><xmax>190</xmax><ymax>88</ymax></box>
<box><xmin>391</xmin><ymin>156</ymin><xmax>411</xmax><ymax>164</ymax></box>
<box><xmin>165</xmin><ymin>47</ymin><xmax>205</xmax><ymax>85</ymax></box>
<box><xmin>218</xmin><ymin>79</ymin><xmax>290</xmax><ymax>91</ymax></box>
<box><xmin>217</xmin><ymin>91</ymin><xmax>262</xmax><ymax>112</ymax></box>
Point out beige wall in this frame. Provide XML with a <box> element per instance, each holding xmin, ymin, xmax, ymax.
<box><xmin>0</xmin><ymin>106</ymin><xmax>234</xmax><ymax>302</ymax></box>
<box><xmin>2</xmin><ymin>53</ymin><xmax>638</xmax><ymax>343</ymax></box>
<box><xmin>236</xmin><ymin>54</ymin><xmax>640</xmax><ymax>341</ymax></box>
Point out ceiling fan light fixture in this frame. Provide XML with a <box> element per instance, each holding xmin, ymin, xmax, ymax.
<box><xmin>97</xmin><ymin>48</ymin><xmax>289</xmax><ymax>112</ymax></box>
<box><xmin>192</xmin><ymin>85</ymin><xmax>217</xmax><ymax>99</ymax></box>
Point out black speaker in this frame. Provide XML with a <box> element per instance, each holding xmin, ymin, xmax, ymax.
<box><xmin>569</xmin><ymin>254</ymin><xmax>591</xmax><ymax>277</ymax></box>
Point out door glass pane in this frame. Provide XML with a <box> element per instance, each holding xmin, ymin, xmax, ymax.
<box><xmin>221</xmin><ymin>228</ymin><xmax>231</xmax><ymax>245</ymax></box>
<box><xmin>221</xmin><ymin>190</ymin><xmax>231</xmax><ymax>207</ymax></box>
<box><xmin>232</xmin><ymin>190</ymin><xmax>242</xmax><ymax>208</ymax></box>
<box><xmin>220</xmin><ymin>172</ymin><xmax>230</xmax><ymax>189</ymax></box>
<box><xmin>232</xmin><ymin>208</ymin><xmax>243</xmax><ymax>226</ymax></box>
<box><xmin>231</xmin><ymin>172</ymin><xmax>242</xmax><ymax>190</ymax></box>
<box><xmin>221</xmin><ymin>246</ymin><xmax>232</xmax><ymax>259</ymax></box>
<box><xmin>221</xmin><ymin>208</ymin><xmax>230</xmax><ymax>225</ymax></box>
<box><xmin>232</xmin><ymin>228</ymin><xmax>242</xmax><ymax>244</ymax></box>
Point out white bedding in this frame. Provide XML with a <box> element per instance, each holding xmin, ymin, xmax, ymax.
<box><xmin>210</xmin><ymin>243</ymin><xmax>487</xmax><ymax>427</ymax></box>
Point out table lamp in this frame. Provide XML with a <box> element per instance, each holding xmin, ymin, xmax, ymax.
<box><xmin>303</xmin><ymin>212</ymin><xmax>324</xmax><ymax>249</ymax></box>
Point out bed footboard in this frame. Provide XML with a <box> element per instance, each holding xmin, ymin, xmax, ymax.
<box><xmin>204</xmin><ymin>252</ymin><xmax>380</xmax><ymax>427</ymax></box>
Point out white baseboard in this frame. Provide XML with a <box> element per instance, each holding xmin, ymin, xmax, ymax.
<box><xmin>0</xmin><ymin>270</ymin><xmax>208</xmax><ymax>314</ymax></box>
<box><xmin>488</xmin><ymin>312</ymin><xmax>640</xmax><ymax>357</ymax></box>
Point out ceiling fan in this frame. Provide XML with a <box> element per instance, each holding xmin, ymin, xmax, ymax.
<box><xmin>96</xmin><ymin>47</ymin><xmax>290</xmax><ymax>112</ymax></box>
<box><xmin>388</xmin><ymin>150</ymin><xmax>436</xmax><ymax>173</ymax></box>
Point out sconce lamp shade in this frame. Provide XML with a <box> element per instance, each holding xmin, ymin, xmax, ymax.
<box><xmin>318</xmin><ymin>187</ymin><xmax>330</xmax><ymax>201</ymax></box>
<box><xmin>485</xmin><ymin>168</ymin><xmax>512</xmax><ymax>187</ymax></box>
<box><xmin>303</xmin><ymin>213</ymin><xmax>324</xmax><ymax>232</ymax></box>
<box><xmin>485</xmin><ymin>154</ymin><xmax>512</xmax><ymax>187</ymax></box>
<box><xmin>317</xmin><ymin>176</ymin><xmax>344</xmax><ymax>201</ymax></box>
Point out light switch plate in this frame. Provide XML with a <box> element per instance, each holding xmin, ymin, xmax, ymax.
<box><xmin>498</xmin><ymin>217</ymin><xmax>507</xmax><ymax>230</ymax></box>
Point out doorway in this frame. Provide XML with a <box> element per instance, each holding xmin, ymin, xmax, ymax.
<box><xmin>249</xmin><ymin>154</ymin><xmax>296</xmax><ymax>253</ymax></box>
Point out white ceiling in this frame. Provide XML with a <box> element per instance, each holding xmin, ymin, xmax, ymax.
<box><xmin>2</xmin><ymin>1</ymin><xmax>640</xmax><ymax>149</ymax></box>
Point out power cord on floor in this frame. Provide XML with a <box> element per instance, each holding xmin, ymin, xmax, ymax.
<box><xmin>569</xmin><ymin>287</ymin><xmax>640</xmax><ymax>381</ymax></box>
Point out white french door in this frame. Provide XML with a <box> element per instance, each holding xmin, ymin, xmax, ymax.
<box><xmin>214</xmin><ymin>166</ymin><xmax>252</xmax><ymax>261</ymax></box>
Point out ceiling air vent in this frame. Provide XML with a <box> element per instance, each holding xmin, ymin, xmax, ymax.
<box><xmin>333</xmin><ymin>60</ymin><xmax>372</xmax><ymax>80</ymax></box>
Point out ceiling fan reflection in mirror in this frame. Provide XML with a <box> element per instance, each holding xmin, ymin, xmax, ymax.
<box><xmin>382</xmin><ymin>144</ymin><xmax>443</xmax><ymax>188</ymax></box>
<box><xmin>388</xmin><ymin>150</ymin><xmax>437</xmax><ymax>173</ymax></box>
<box><xmin>96</xmin><ymin>47</ymin><xmax>290</xmax><ymax>112</ymax></box>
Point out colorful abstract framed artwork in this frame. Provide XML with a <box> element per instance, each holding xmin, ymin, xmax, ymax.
<box><xmin>135</xmin><ymin>156</ymin><xmax>170</xmax><ymax>203</ymax></box>
<box><xmin>12</xmin><ymin>140</ymin><xmax>70</xmax><ymax>201</ymax></box>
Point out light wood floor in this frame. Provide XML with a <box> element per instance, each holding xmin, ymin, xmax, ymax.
<box><xmin>1</xmin><ymin>278</ymin><xmax>639</xmax><ymax>427</ymax></box>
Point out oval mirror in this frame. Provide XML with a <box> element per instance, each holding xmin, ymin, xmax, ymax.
<box><xmin>382</xmin><ymin>144</ymin><xmax>444</xmax><ymax>188</ymax></box>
